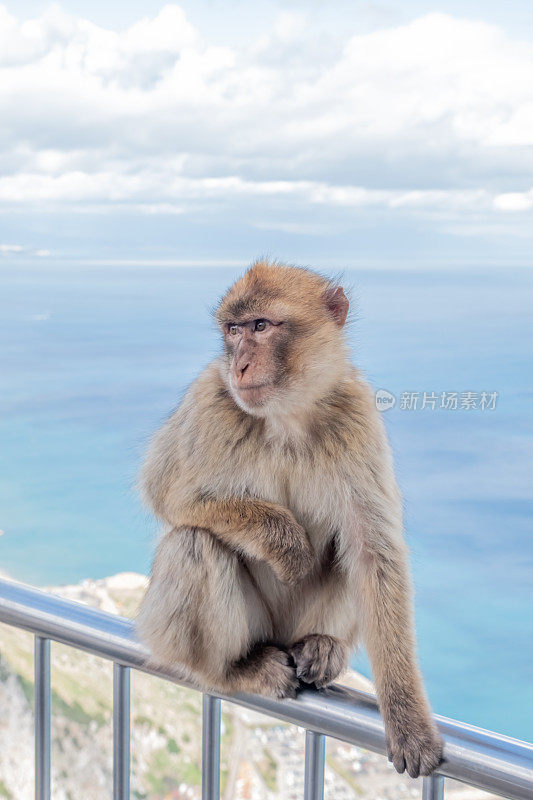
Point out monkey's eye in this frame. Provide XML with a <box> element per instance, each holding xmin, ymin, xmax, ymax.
<box><xmin>254</xmin><ymin>319</ymin><xmax>268</xmax><ymax>332</ymax></box>
<box><xmin>229</xmin><ymin>324</ymin><xmax>239</xmax><ymax>335</ymax></box>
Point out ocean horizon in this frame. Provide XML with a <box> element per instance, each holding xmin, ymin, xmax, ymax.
<box><xmin>1</xmin><ymin>261</ymin><xmax>532</xmax><ymax>742</ymax></box>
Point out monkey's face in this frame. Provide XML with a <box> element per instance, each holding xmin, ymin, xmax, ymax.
<box><xmin>216</xmin><ymin>261</ymin><xmax>350</xmax><ymax>419</ymax></box>
<box><xmin>221</xmin><ymin>315</ymin><xmax>291</xmax><ymax>412</ymax></box>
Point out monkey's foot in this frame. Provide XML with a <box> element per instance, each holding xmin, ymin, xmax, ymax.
<box><xmin>254</xmin><ymin>645</ymin><xmax>300</xmax><ymax>699</ymax></box>
<box><xmin>386</xmin><ymin>715</ymin><xmax>443</xmax><ymax>778</ymax></box>
<box><xmin>230</xmin><ymin>644</ymin><xmax>299</xmax><ymax>699</ymax></box>
<box><xmin>290</xmin><ymin>634</ymin><xmax>346</xmax><ymax>689</ymax></box>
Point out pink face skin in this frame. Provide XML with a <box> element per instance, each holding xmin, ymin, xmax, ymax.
<box><xmin>220</xmin><ymin>285</ymin><xmax>349</xmax><ymax>415</ymax></box>
<box><xmin>223</xmin><ymin>317</ymin><xmax>287</xmax><ymax>409</ymax></box>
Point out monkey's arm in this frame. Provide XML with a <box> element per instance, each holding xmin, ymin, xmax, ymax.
<box><xmin>141</xmin><ymin>395</ymin><xmax>313</xmax><ymax>584</ymax></box>
<box><xmin>171</xmin><ymin>496</ymin><xmax>314</xmax><ymax>584</ymax></box>
<box><xmin>352</xmin><ymin>497</ymin><xmax>442</xmax><ymax>778</ymax></box>
<box><xmin>143</xmin><ymin>442</ymin><xmax>313</xmax><ymax>585</ymax></box>
<box><xmin>342</xmin><ymin>389</ymin><xmax>442</xmax><ymax>777</ymax></box>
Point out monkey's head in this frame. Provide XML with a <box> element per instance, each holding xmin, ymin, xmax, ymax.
<box><xmin>216</xmin><ymin>260</ymin><xmax>350</xmax><ymax>418</ymax></box>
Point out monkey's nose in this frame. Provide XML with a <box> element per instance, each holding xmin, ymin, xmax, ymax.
<box><xmin>237</xmin><ymin>363</ymin><xmax>251</xmax><ymax>385</ymax></box>
<box><xmin>234</xmin><ymin>359</ymin><xmax>252</xmax><ymax>387</ymax></box>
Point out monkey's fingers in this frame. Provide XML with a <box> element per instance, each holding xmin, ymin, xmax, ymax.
<box><xmin>386</xmin><ymin>722</ymin><xmax>443</xmax><ymax>779</ymax></box>
<box><xmin>405</xmin><ymin>750</ymin><xmax>421</xmax><ymax>779</ymax></box>
<box><xmin>273</xmin><ymin>557</ymin><xmax>310</xmax><ymax>585</ymax></box>
<box><xmin>272</xmin><ymin>535</ymin><xmax>315</xmax><ymax>585</ymax></box>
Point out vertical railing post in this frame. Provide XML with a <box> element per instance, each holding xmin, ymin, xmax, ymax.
<box><xmin>304</xmin><ymin>730</ymin><xmax>325</xmax><ymax>800</ymax></box>
<box><xmin>34</xmin><ymin>636</ymin><xmax>51</xmax><ymax>800</ymax></box>
<box><xmin>422</xmin><ymin>774</ymin><xmax>445</xmax><ymax>800</ymax></box>
<box><xmin>202</xmin><ymin>694</ymin><xmax>221</xmax><ymax>800</ymax></box>
<box><xmin>113</xmin><ymin>663</ymin><xmax>131</xmax><ymax>800</ymax></box>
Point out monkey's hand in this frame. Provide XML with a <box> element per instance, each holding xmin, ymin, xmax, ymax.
<box><xmin>174</xmin><ymin>496</ymin><xmax>314</xmax><ymax>584</ymax></box>
<box><xmin>262</xmin><ymin>509</ymin><xmax>314</xmax><ymax>585</ymax></box>
<box><xmin>385</xmin><ymin>707</ymin><xmax>443</xmax><ymax>778</ymax></box>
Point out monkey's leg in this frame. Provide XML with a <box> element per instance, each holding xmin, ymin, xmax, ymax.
<box><xmin>137</xmin><ymin>526</ymin><xmax>298</xmax><ymax>699</ymax></box>
<box><xmin>290</xmin><ymin>634</ymin><xmax>347</xmax><ymax>688</ymax></box>
<box><xmin>356</xmin><ymin>541</ymin><xmax>442</xmax><ymax>778</ymax></box>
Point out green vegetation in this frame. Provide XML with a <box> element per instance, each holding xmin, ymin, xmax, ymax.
<box><xmin>178</xmin><ymin>760</ymin><xmax>202</xmax><ymax>786</ymax></box>
<box><xmin>0</xmin><ymin>779</ymin><xmax>13</xmax><ymax>799</ymax></box>
<box><xmin>17</xmin><ymin>673</ymin><xmax>34</xmax><ymax>708</ymax></box>
<box><xmin>146</xmin><ymin>747</ymin><xmax>179</xmax><ymax>795</ymax></box>
<box><xmin>183</xmin><ymin>699</ymin><xmax>201</xmax><ymax>714</ymax></box>
<box><xmin>51</xmin><ymin>690</ymin><xmax>106</xmax><ymax>727</ymax></box>
<box><xmin>257</xmin><ymin>747</ymin><xmax>278</xmax><ymax>792</ymax></box>
<box><xmin>145</xmin><ymin>743</ymin><xmax>201</xmax><ymax>795</ymax></box>
<box><xmin>220</xmin><ymin>767</ymin><xmax>228</xmax><ymax>796</ymax></box>
<box><xmin>326</xmin><ymin>753</ymin><xmax>363</xmax><ymax>795</ymax></box>
<box><xmin>134</xmin><ymin>715</ymin><xmax>154</xmax><ymax>727</ymax></box>
<box><xmin>222</xmin><ymin>709</ymin><xmax>234</xmax><ymax>742</ymax></box>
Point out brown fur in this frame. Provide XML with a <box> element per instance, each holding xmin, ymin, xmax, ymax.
<box><xmin>136</xmin><ymin>259</ymin><xmax>443</xmax><ymax>777</ymax></box>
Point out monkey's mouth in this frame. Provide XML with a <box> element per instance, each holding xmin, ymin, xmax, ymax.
<box><xmin>237</xmin><ymin>383</ymin><xmax>270</xmax><ymax>392</ymax></box>
<box><xmin>233</xmin><ymin>383</ymin><xmax>273</xmax><ymax>406</ymax></box>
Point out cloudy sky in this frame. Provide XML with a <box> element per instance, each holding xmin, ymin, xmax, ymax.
<box><xmin>1</xmin><ymin>1</ymin><xmax>533</xmax><ymax>267</ymax></box>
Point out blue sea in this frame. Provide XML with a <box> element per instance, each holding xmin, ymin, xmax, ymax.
<box><xmin>1</xmin><ymin>263</ymin><xmax>532</xmax><ymax>742</ymax></box>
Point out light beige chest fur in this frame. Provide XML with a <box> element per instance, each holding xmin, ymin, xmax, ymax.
<box><xmin>228</xmin><ymin>436</ymin><xmax>352</xmax><ymax>550</ymax></box>
<box><xmin>219</xmin><ymin>438</ymin><xmax>356</xmax><ymax>641</ymax></box>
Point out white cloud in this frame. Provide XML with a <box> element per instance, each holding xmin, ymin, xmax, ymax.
<box><xmin>494</xmin><ymin>191</ymin><xmax>533</xmax><ymax>212</ymax></box>
<box><xmin>0</xmin><ymin>170</ymin><xmax>498</xmax><ymax>216</ymax></box>
<box><xmin>0</xmin><ymin>243</ymin><xmax>24</xmax><ymax>253</ymax></box>
<box><xmin>0</xmin><ymin>4</ymin><xmax>532</xmax><ymax>231</ymax></box>
<box><xmin>0</xmin><ymin>242</ymin><xmax>52</xmax><ymax>256</ymax></box>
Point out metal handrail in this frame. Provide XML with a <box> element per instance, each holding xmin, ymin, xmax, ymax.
<box><xmin>0</xmin><ymin>577</ymin><xmax>531</xmax><ymax>800</ymax></box>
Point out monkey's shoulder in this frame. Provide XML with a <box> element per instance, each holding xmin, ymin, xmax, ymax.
<box><xmin>309</xmin><ymin>372</ymin><xmax>387</xmax><ymax>456</ymax></box>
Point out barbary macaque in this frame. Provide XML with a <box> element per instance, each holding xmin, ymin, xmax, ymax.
<box><xmin>137</xmin><ymin>259</ymin><xmax>443</xmax><ymax>777</ymax></box>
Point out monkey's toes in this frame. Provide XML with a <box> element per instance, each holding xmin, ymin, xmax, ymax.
<box><xmin>260</xmin><ymin>646</ymin><xmax>299</xmax><ymax>699</ymax></box>
<box><xmin>386</xmin><ymin>722</ymin><xmax>443</xmax><ymax>778</ymax></box>
<box><xmin>290</xmin><ymin>634</ymin><xmax>346</xmax><ymax>688</ymax></box>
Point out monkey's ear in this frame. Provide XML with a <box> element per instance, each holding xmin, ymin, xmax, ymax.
<box><xmin>324</xmin><ymin>286</ymin><xmax>349</xmax><ymax>327</ymax></box>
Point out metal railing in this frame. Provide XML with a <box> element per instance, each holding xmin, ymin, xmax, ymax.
<box><xmin>0</xmin><ymin>577</ymin><xmax>531</xmax><ymax>800</ymax></box>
